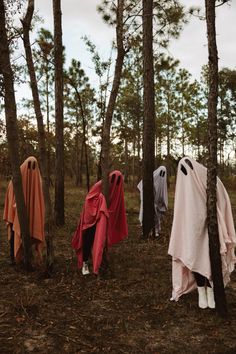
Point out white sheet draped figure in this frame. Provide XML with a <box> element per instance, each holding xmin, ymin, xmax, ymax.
<box><xmin>137</xmin><ymin>166</ymin><xmax>168</xmax><ymax>235</ymax></box>
<box><xmin>168</xmin><ymin>157</ymin><xmax>236</xmax><ymax>301</ymax></box>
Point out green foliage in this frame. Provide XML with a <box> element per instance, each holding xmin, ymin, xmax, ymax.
<box><xmin>64</xmin><ymin>59</ymin><xmax>95</xmax><ymax>129</ymax></box>
<box><xmin>83</xmin><ymin>36</ymin><xmax>112</xmax><ymax>78</ymax></box>
<box><xmin>97</xmin><ymin>0</ymin><xmax>187</xmax><ymax>51</ymax></box>
<box><xmin>20</xmin><ymin>28</ymin><xmax>55</xmax><ymax>127</ymax></box>
<box><xmin>64</xmin><ymin>59</ymin><xmax>97</xmax><ymax>181</ymax></box>
<box><xmin>218</xmin><ymin>68</ymin><xmax>236</xmax><ymax>160</ymax></box>
<box><xmin>153</xmin><ymin>1</ymin><xmax>187</xmax><ymax>44</ymax></box>
<box><xmin>82</xmin><ymin>37</ymin><xmax>113</xmax><ymax>156</ymax></box>
<box><xmin>112</xmin><ymin>48</ymin><xmax>143</xmax><ymax>182</ymax></box>
<box><xmin>0</xmin><ymin>115</ymin><xmax>42</xmax><ymax>177</ymax></box>
<box><xmin>200</xmin><ymin>65</ymin><xmax>236</xmax><ymax>162</ymax></box>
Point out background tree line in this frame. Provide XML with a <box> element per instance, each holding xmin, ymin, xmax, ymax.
<box><xmin>1</xmin><ymin>43</ymin><xmax>235</xmax><ymax>183</ymax></box>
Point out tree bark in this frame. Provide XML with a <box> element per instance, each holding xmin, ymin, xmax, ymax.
<box><xmin>21</xmin><ymin>0</ymin><xmax>54</xmax><ymax>273</ymax></box>
<box><xmin>53</xmin><ymin>0</ymin><xmax>65</xmax><ymax>225</ymax></box>
<box><xmin>79</xmin><ymin>140</ymin><xmax>84</xmax><ymax>186</ymax></box>
<box><xmin>205</xmin><ymin>0</ymin><xmax>227</xmax><ymax>317</ymax></box>
<box><xmin>46</xmin><ymin>59</ymin><xmax>52</xmax><ymax>186</ymax></box>
<box><xmin>101</xmin><ymin>0</ymin><xmax>125</xmax><ymax>204</ymax></box>
<box><xmin>142</xmin><ymin>0</ymin><xmax>155</xmax><ymax>239</ymax></box>
<box><xmin>132</xmin><ymin>138</ymin><xmax>136</xmax><ymax>188</ymax></box>
<box><xmin>76</xmin><ymin>89</ymin><xmax>90</xmax><ymax>191</ymax></box>
<box><xmin>124</xmin><ymin>137</ymin><xmax>128</xmax><ymax>183</ymax></box>
<box><xmin>75</xmin><ymin>108</ymin><xmax>80</xmax><ymax>186</ymax></box>
<box><xmin>166</xmin><ymin>94</ymin><xmax>171</xmax><ymax>187</ymax></box>
<box><xmin>0</xmin><ymin>0</ymin><xmax>32</xmax><ymax>270</ymax></box>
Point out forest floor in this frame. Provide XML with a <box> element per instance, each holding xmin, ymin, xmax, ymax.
<box><xmin>0</xmin><ymin>178</ymin><xmax>236</xmax><ymax>354</ymax></box>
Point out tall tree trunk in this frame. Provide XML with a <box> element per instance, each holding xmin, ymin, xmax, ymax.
<box><xmin>21</xmin><ymin>0</ymin><xmax>54</xmax><ymax>272</ymax></box>
<box><xmin>79</xmin><ymin>140</ymin><xmax>84</xmax><ymax>185</ymax></box>
<box><xmin>181</xmin><ymin>91</ymin><xmax>185</xmax><ymax>156</ymax></box>
<box><xmin>167</xmin><ymin>95</ymin><xmax>171</xmax><ymax>158</ymax></box>
<box><xmin>76</xmin><ymin>89</ymin><xmax>90</xmax><ymax>191</ymax></box>
<box><xmin>142</xmin><ymin>0</ymin><xmax>155</xmax><ymax>239</ymax></box>
<box><xmin>53</xmin><ymin>0</ymin><xmax>64</xmax><ymax>225</ymax></box>
<box><xmin>196</xmin><ymin>116</ymin><xmax>201</xmax><ymax>159</ymax></box>
<box><xmin>132</xmin><ymin>138</ymin><xmax>136</xmax><ymax>188</ymax></box>
<box><xmin>97</xmin><ymin>54</ymin><xmax>112</xmax><ymax>181</ymax></box>
<box><xmin>97</xmin><ymin>86</ymin><xmax>105</xmax><ymax>182</ymax></box>
<box><xmin>99</xmin><ymin>0</ymin><xmax>125</xmax><ymax>274</ymax></box>
<box><xmin>46</xmin><ymin>61</ymin><xmax>52</xmax><ymax>185</ymax></box>
<box><xmin>75</xmin><ymin>108</ymin><xmax>80</xmax><ymax>186</ymax></box>
<box><xmin>205</xmin><ymin>0</ymin><xmax>227</xmax><ymax>317</ymax></box>
<box><xmin>0</xmin><ymin>0</ymin><xmax>32</xmax><ymax>270</ymax></box>
<box><xmin>101</xmin><ymin>0</ymin><xmax>125</xmax><ymax>204</ymax></box>
<box><xmin>137</xmin><ymin>113</ymin><xmax>141</xmax><ymax>183</ymax></box>
<box><xmin>124</xmin><ymin>137</ymin><xmax>128</xmax><ymax>183</ymax></box>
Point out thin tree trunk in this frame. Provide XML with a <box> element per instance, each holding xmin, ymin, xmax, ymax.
<box><xmin>0</xmin><ymin>0</ymin><xmax>32</xmax><ymax>270</ymax></box>
<box><xmin>205</xmin><ymin>0</ymin><xmax>227</xmax><ymax>317</ymax></box>
<box><xmin>46</xmin><ymin>61</ymin><xmax>52</xmax><ymax>186</ymax></box>
<box><xmin>124</xmin><ymin>137</ymin><xmax>128</xmax><ymax>183</ymax></box>
<box><xmin>21</xmin><ymin>0</ymin><xmax>54</xmax><ymax>272</ymax></box>
<box><xmin>97</xmin><ymin>82</ymin><xmax>105</xmax><ymax>181</ymax></box>
<box><xmin>79</xmin><ymin>140</ymin><xmax>84</xmax><ymax>185</ymax></box>
<box><xmin>53</xmin><ymin>0</ymin><xmax>64</xmax><ymax>225</ymax></box>
<box><xmin>167</xmin><ymin>95</ymin><xmax>171</xmax><ymax>157</ymax></box>
<box><xmin>196</xmin><ymin>116</ymin><xmax>200</xmax><ymax>159</ymax></box>
<box><xmin>181</xmin><ymin>90</ymin><xmax>185</xmax><ymax>156</ymax></box>
<box><xmin>97</xmin><ymin>51</ymin><xmax>112</xmax><ymax>181</ymax></box>
<box><xmin>98</xmin><ymin>0</ymin><xmax>125</xmax><ymax>275</ymax></box>
<box><xmin>165</xmin><ymin>94</ymin><xmax>171</xmax><ymax>187</ymax></box>
<box><xmin>132</xmin><ymin>138</ymin><xmax>136</xmax><ymax>188</ymax></box>
<box><xmin>142</xmin><ymin>0</ymin><xmax>155</xmax><ymax>239</ymax></box>
<box><xmin>101</xmin><ymin>0</ymin><xmax>125</xmax><ymax>204</ymax></box>
<box><xmin>157</xmin><ymin>134</ymin><xmax>162</xmax><ymax>158</ymax></box>
<box><xmin>76</xmin><ymin>89</ymin><xmax>90</xmax><ymax>191</ymax></box>
<box><xmin>75</xmin><ymin>108</ymin><xmax>80</xmax><ymax>186</ymax></box>
<box><xmin>137</xmin><ymin>112</ymin><xmax>141</xmax><ymax>183</ymax></box>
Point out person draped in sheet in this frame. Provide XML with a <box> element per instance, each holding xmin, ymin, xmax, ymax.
<box><xmin>168</xmin><ymin>157</ymin><xmax>236</xmax><ymax>309</ymax></box>
<box><xmin>3</xmin><ymin>156</ymin><xmax>45</xmax><ymax>265</ymax></box>
<box><xmin>137</xmin><ymin>166</ymin><xmax>168</xmax><ymax>237</ymax></box>
<box><xmin>72</xmin><ymin>170</ymin><xmax>128</xmax><ymax>275</ymax></box>
<box><xmin>3</xmin><ymin>179</ymin><xmax>15</xmax><ymax>264</ymax></box>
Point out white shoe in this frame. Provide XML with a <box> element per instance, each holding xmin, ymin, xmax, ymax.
<box><xmin>197</xmin><ymin>287</ymin><xmax>208</xmax><ymax>309</ymax></box>
<box><xmin>82</xmin><ymin>262</ymin><xmax>90</xmax><ymax>275</ymax></box>
<box><xmin>207</xmin><ymin>287</ymin><xmax>215</xmax><ymax>309</ymax></box>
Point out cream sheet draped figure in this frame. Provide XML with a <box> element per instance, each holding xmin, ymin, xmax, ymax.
<box><xmin>168</xmin><ymin>157</ymin><xmax>236</xmax><ymax>301</ymax></box>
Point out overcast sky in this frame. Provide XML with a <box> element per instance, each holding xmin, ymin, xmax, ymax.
<box><xmin>32</xmin><ymin>0</ymin><xmax>236</xmax><ymax>85</ymax></box>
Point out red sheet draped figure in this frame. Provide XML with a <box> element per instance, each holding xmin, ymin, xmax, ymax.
<box><xmin>3</xmin><ymin>156</ymin><xmax>45</xmax><ymax>264</ymax></box>
<box><xmin>72</xmin><ymin>170</ymin><xmax>128</xmax><ymax>275</ymax></box>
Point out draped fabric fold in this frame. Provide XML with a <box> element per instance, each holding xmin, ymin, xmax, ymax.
<box><xmin>72</xmin><ymin>170</ymin><xmax>128</xmax><ymax>274</ymax></box>
<box><xmin>137</xmin><ymin>166</ymin><xmax>168</xmax><ymax>232</ymax></box>
<box><xmin>3</xmin><ymin>156</ymin><xmax>45</xmax><ymax>263</ymax></box>
<box><xmin>168</xmin><ymin>157</ymin><xmax>236</xmax><ymax>301</ymax></box>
